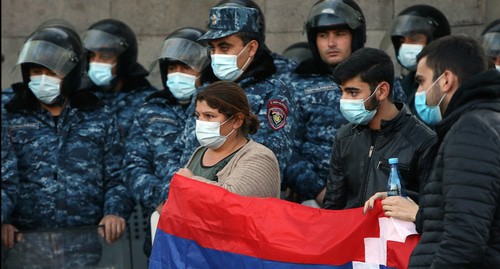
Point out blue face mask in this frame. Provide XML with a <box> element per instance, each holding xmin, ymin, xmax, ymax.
<box><xmin>414</xmin><ymin>74</ymin><xmax>446</xmax><ymax>126</ymax></box>
<box><xmin>397</xmin><ymin>44</ymin><xmax>424</xmax><ymax>71</ymax></box>
<box><xmin>339</xmin><ymin>85</ymin><xmax>380</xmax><ymax>125</ymax></box>
<box><xmin>166</xmin><ymin>72</ymin><xmax>197</xmax><ymax>100</ymax></box>
<box><xmin>88</xmin><ymin>62</ymin><xmax>115</xmax><ymax>86</ymax></box>
<box><xmin>28</xmin><ymin>75</ymin><xmax>61</xmax><ymax>104</ymax></box>
<box><xmin>211</xmin><ymin>44</ymin><xmax>251</xmax><ymax>81</ymax></box>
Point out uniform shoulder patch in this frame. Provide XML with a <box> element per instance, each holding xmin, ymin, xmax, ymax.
<box><xmin>267</xmin><ymin>100</ymin><xmax>288</xmax><ymax>130</ymax></box>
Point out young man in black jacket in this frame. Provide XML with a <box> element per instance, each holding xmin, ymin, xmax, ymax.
<box><xmin>322</xmin><ymin>47</ymin><xmax>437</xmax><ymax>210</ymax></box>
<box><xmin>365</xmin><ymin>35</ymin><xmax>500</xmax><ymax>268</ymax></box>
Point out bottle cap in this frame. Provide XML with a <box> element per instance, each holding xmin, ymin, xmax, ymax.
<box><xmin>388</xmin><ymin>158</ymin><xmax>399</xmax><ymax>164</ymax></box>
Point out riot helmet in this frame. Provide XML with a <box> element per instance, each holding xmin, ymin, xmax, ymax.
<box><xmin>305</xmin><ymin>0</ymin><xmax>366</xmax><ymax>62</ymax></box>
<box><xmin>17</xmin><ymin>25</ymin><xmax>82</xmax><ymax>97</ymax></box>
<box><xmin>83</xmin><ymin>19</ymin><xmax>142</xmax><ymax>77</ymax></box>
<box><xmin>390</xmin><ymin>5</ymin><xmax>450</xmax><ymax>61</ymax></box>
<box><xmin>480</xmin><ymin>19</ymin><xmax>500</xmax><ymax>62</ymax></box>
<box><xmin>283</xmin><ymin>42</ymin><xmax>312</xmax><ymax>63</ymax></box>
<box><xmin>156</xmin><ymin>27</ymin><xmax>210</xmax><ymax>90</ymax></box>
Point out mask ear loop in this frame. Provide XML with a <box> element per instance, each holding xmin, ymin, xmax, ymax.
<box><xmin>427</xmin><ymin>73</ymin><xmax>446</xmax><ymax>107</ymax></box>
<box><xmin>236</xmin><ymin>43</ymin><xmax>253</xmax><ymax>71</ymax></box>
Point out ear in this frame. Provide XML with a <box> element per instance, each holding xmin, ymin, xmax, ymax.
<box><xmin>376</xmin><ymin>82</ymin><xmax>390</xmax><ymax>101</ymax></box>
<box><xmin>440</xmin><ymin>70</ymin><xmax>459</xmax><ymax>94</ymax></box>
<box><xmin>247</xmin><ymin>40</ymin><xmax>259</xmax><ymax>58</ymax></box>
<box><xmin>232</xmin><ymin>112</ymin><xmax>244</xmax><ymax>129</ymax></box>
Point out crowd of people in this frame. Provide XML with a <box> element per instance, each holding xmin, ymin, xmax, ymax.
<box><xmin>2</xmin><ymin>0</ymin><xmax>499</xmax><ymax>268</ymax></box>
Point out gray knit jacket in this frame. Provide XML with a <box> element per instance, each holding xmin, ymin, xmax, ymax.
<box><xmin>185</xmin><ymin>139</ymin><xmax>280</xmax><ymax>198</ymax></box>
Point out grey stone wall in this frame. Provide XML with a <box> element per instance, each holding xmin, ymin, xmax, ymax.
<box><xmin>2</xmin><ymin>0</ymin><xmax>499</xmax><ymax>90</ymax></box>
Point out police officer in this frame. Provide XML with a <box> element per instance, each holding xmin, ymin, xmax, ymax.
<box><xmin>123</xmin><ymin>27</ymin><xmax>212</xmax><ymax>257</ymax></box>
<box><xmin>213</xmin><ymin>0</ymin><xmax>298</xmax><ymax>80</ymax></box>
<box><xmin>479</xmin><ymin>19</ymin><xmax>500</xmax><ymax>70</ymax></box>
<box><xmin>2</xmin><ymin>25</ymin><xmax>132</xmax><ymax>267</ymax></box>
<box><xmin>285</xmin><ymin>0</ymin><xmax>365</xmax><ymax>205</ymax></box>
<box><xmin>82</xmin><ymin>19</ymin><xmax>157</xmax><ymax>138</ymax></box>
<box><xmin>173</xmin><ymin>6</ymin><xmax>298</xmax><ymax>194</ymax></box>
<box><xmin>385</xmin><ymin>5</ymin><xmax>450</xmax><ymax>115</ymax></box>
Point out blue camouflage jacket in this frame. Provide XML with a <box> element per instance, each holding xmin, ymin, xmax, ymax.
<box><xmin>3</xmin><ymin>85</ymin><xmax>133</xmax><ymax>229</ymax></box>
<box><xmin>1</xmin><ymin>115</ymin><xmax>18</xmax><ymax>224</ymax></box>
<box><xmin>92</xmin><ymin>81</ymin><xmax>157</xmax><ymax>139</ymax></box>
<box><xmin>286</xmin><ymin>58</ymin><xmax>347</xmax><ymax>200</ymax></box>
<box><xmin>123</xmin><ymin>90</ymin><xmax>189</xmax><ymax>214</ymax></box>
<box><xmin>162</xmin><ymin>50</ymin><xmax>298</xmax><ymax>200</ymax></box>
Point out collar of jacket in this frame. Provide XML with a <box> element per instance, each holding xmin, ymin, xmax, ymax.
<box><xmin>235</xmin><ymin>48</ymin><xmax>277</xmax><ymax>83</ymax></box>
<box><xmin>294</xmin><ymin>57</ymin><xmax>334</xmax><ymax>75</ymax></box>
<box><xmin>145</xmin><ymin>88</ymin><xmax>186</xmax><ymax>106</ymax></box>
<box><xmin>353</xmin><ymin>102</ymin><xmax>410</xmax><ymax>136</ymax></box>
<box><xmin>436</xmin><ymin>69</ymin><xmax>500</xmax><ymax>139</ymax></box>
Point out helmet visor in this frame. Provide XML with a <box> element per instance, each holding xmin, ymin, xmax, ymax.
<box><xmin>480</xmin><ymin>32</ymin><xmax>500</xmax><ymax>57</ymax></box>
<box><xmin>157</xmin><ymin>38</ymin><xmax>210</xmax><ymax>72</ymax></box>
<box><xmin>307</xmin><ymin>0</ymin><xmax>363</xmax><ymax>30</ymax></box>
<box><xmin>391</xmin><ymin>15</ymin><xmax>436</xmax><ymax>37</ymax></box>
<box><xmin>16</xmin><ymin>40</ymin><xmax>78</xmax><ymax>77</ymax></box>
<box><xmin>83</xmin><ymin>29</ymin><xmax>128</xmax><ymax>55</ymax></box>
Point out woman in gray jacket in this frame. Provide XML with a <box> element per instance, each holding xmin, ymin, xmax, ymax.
<box><xmin>177</xmin><ymin>81</ymin><xmax>280</xmax><ymax>198</ymax></box>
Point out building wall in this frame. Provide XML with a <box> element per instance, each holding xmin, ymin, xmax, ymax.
<box><xmin>2</xmin><ymin>0</ymin><xmax>498</xmax><ymax>90</ymax></box>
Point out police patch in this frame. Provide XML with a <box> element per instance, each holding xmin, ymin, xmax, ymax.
<box><xmin>267</xmin><ymin>100</ymin><xmax>288</xmax><ymax>130</ymax></box>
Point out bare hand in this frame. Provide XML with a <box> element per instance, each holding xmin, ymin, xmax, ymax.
<box><xmin>363</xmin><ymin>192</ymin><xmax>388</xmax><ymax>214</ymax></box>
<box><xmin>98</xmin><ymin>215</ymin><xmax>126</xmax><ymax>244</ymax></box>
<box><xmin>315</xmin><ymin>187</ymin><xmax>326</xmax><ymax>206</ymax></box>
<box><xmin>1</xmin><ymin>224</ymin><xmax>21</xmax><ymax>248</ymax></box>
<box><xmin>381</xmin><ymin>196</ymin><xmax>418</xmax><ymax>222</ymax></box>
<box><xmin>177</xmin><ymin>168</ymin><xmax>194</xmax><ymax>178</ymax></box>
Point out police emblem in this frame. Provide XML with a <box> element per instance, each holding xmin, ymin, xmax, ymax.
<box><xmin>211</xmin><ymin>14</ymin><xmax>218</xmax><ymax>25</ymax></box>
<box><xmin>267</xmin><ymin>100</ymin><xmax>288</xmax><ymax>130</ymax></box>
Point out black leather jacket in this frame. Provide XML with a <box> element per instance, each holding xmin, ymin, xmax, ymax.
<box><xmin>323</xmin><ymin>103</ymin><xmax>437</xmax><ymax>209</ymax></box>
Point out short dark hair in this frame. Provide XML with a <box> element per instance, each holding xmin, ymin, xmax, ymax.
<box><xmin>416</xmin><ymin>35</ymin><xmax>489</xmax><ymax>84</ymax></box>
<box><xmin>196</xmin><ymin>81</ymin><xmax>260</xmax><ymax>136</ymax></box>
<box><xmin>332</xmin><ymin>47</ymin><xmax>394</xmax><ymax>100</ymax></box>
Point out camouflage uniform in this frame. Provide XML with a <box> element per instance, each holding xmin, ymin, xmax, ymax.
<box><xmin>1</xmin><ymin>87</ymin><xmax>15</xmax><ymax>108</ymax></box>
<box><xmin>92</xmin><ymin>83</ymin><xmax>156</xmax><ymax>139</ymax></box>
<box><xmin>4</xmin><ymin>90</ymin><xmax>132</xmax><ymax>230</ymax></box>
<box><xmin>1</xmin><ymin>114</ymin><xmax>18</xmax><ymax>224</ymax></box>
<box><xmin>286</xmin><ymin>61</ymin><xmax>348</xmax><ymax>200</ymax></box>
<box><xmin>123</xmin><ymin>91</ymin><xmax>189</xmax><ymax>214</ymax></box>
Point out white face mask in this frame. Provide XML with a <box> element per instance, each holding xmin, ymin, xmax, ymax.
<box><xmin>397</xmin><ymin>43</ymin><xmax>424</xmax><ymax>71</ymax></box>
<box><xmin>211</xmin><ymin>43</ymin><xmax>251</xmax><ymax>81</ymax></box>
<box><xmin>496</xmin><ymin>65</ymin><xmax>500</xmax><ymax>72</ymax></box>
<box><xmin>166</xmin><ymin>72</ymin><xmax>197</xmax><ymax>100</ymax></box>
<box><xmin>195</xmin><ymin>117</ymin><xmax>235</xmax><ymax>149</ymax></box>
<box><xmin>88</xmin><ymin>62</ymin><xmax>115</xmax><ymax>86</ymax></box>
<box><xmin>28</xmin><ymin>75</ymin><xmax>61</xmax><ymax>104</ymax></box>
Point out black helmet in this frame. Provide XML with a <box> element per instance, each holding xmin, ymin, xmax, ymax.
<box><xmin>214</xmin><ymin>0</ymin><xmax>265</xmax><ymax>42</ymax></box>
<box><xmin>305</xmin><ymin>0</ymin><xmax>366</xmax><ymax>61</ymax></box>
<box><xmin>17</xmin><ymin>26</ymin><xmax>82</xmax><ymax>97</ymax></box>
<box><xmin>83</xmin><ymin>19</ymin><xmax>145</xmax><ymax>77</ymax></box>
<box><xmin>283</xmin><ymin>42</ymin><xmax>312</xmax><ymax>63</ymax></box>
<box><xmin>480</xmin><ymin>19</ymin><xmax>500</xmax><ymax>59</ymax></box>
<box><xmin>390</xmin><ymin>5</ymin><xmax>450</xmax><ymax>55</ymax></box>
<box><xmin>156</xmin><ymin>27</ymin><xmax>210</xmax><ymax>89</ymax></box>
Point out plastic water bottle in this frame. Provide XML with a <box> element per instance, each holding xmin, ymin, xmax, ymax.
<box><xmin>387</xmin><ymin>158</ymin><xmax>403</xmax><ymax>196</ymax></box>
